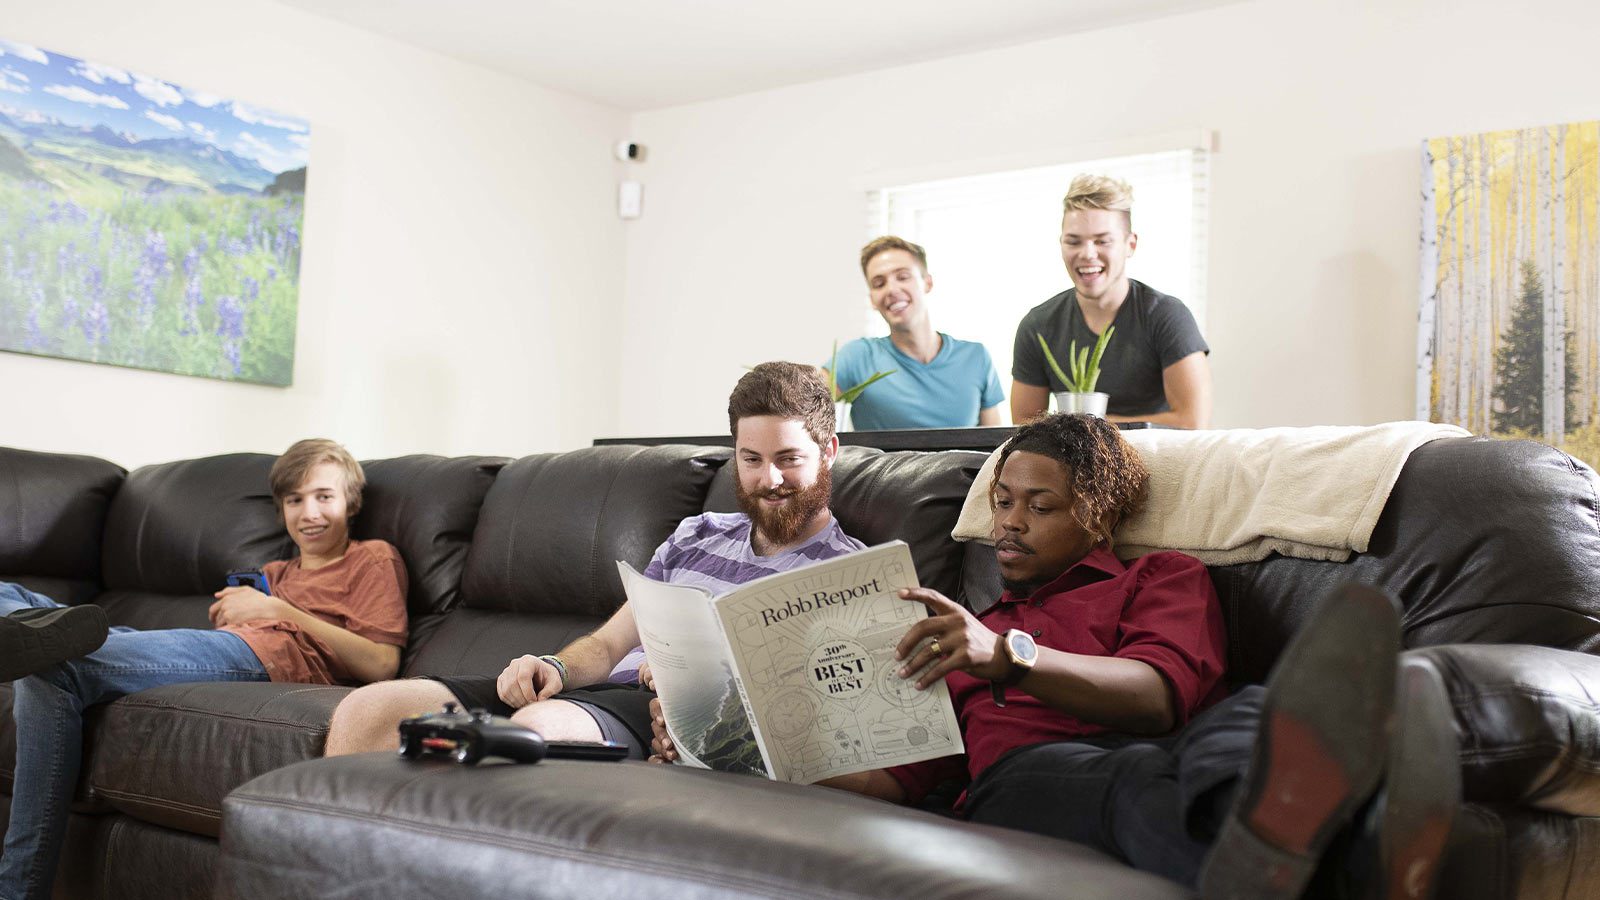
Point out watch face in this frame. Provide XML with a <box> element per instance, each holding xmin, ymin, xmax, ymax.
<box><xmin>1008</xmin><ymin>630</ymin><xmax>1038</xmax><ymax>664</ymax></box>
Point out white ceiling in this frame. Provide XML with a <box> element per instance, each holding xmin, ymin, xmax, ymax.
<box><xmin>273</xmin><ymin>0</ymin><xmax>1244</xmax><ymax>111</ymax></box>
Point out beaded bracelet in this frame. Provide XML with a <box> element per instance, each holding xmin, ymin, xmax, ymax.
<box><xmin>537</xmin><ymin>654</ymin><xmax>569</xmax><ymax>685</ymax></box>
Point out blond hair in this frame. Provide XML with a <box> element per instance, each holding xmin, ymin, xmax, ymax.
<box><xmin>1062</xmin><ymin>174</ymin><xmax>1134</xmax><ymax>231</ymax></box>
<box><xmin>270</xmin><ymin>438</ymin><xmax>366</xmax><ymax>517</ymax></box>
<box><xmin>859</xmin><ymin>235</ymin><xmax>929</xmax><ymax>278</ymax></box>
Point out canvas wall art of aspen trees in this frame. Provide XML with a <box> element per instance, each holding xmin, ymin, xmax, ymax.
<box><xmin>1418</xmin><ymin>121</ymin><xmax>1600</xmax><ymax>470</ymax></box>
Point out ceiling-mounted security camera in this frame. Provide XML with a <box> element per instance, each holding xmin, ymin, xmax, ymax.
<box><xmin>614</xmin><ymin>141</ymin><xmax>646</xmax><ymax>162</ymax></box>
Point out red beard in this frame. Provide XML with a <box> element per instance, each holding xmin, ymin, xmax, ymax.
<box><xmin>734</xmin><ymin>463</ymin><xmax>834</xmax><ymax>548</ymax></box>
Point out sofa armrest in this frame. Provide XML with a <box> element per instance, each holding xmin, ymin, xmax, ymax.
<box><xmin>1409</xmin><ymin>644</ymin><xmax>1600</xmax><ymax>815</ymax></box>
<box><xmin>219</xmin><ymin>754</ymin><xmax>1191</xmax><ymax>900</ymax></box>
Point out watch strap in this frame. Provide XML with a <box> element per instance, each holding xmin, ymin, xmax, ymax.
<box><xmin>990</xmin><ymin>632</ymin><xmax>1016</xmax><ymax>706</ymax></box>
<box><xmin>999</xmin><ymin>661</ymin><xmax>1031</xmax><ymax>687</ymax></box>
<box><xmin>990</xmin><ymin>680</ymin><xmax>1009</xmax><ymax>707</ymax></box>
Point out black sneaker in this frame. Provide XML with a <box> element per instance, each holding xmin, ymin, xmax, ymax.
<box><xmin>1199</xmin><ymin>584</ymin><xmax>1402</xmax><ymax>900</ymax></box>
<box><xmin>0</xmin><ymin>604</ymin><xmax>110</xmax><ymax>681</ymax></box>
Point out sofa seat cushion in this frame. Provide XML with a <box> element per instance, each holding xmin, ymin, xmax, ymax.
<box><xmin>92</xmin><ymin>589</ymin><xmax>217</xmax><ymax>632</ymax></box>
<box><xmin>87</xmin><ymin>681</ymin><xmax>349</xmax><ymax>837</ymax></box>
<box><xmin>220</xmin><ymin>754</ymin><xmax>1188</xmax><ymax>900</ymax></box>
<box><xmin>402</xmin><ymin>608</ymin><xmax>605</xmax><ymax>679</ymax></box>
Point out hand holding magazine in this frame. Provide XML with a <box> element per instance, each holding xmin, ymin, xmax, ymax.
<box><xmin>619</xmin><ymin>540</ymin><xmax>964</xmax><ymax>784</ymax></box>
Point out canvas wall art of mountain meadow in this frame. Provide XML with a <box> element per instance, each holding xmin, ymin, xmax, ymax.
<box><xmin>0</xmin><ymin>37</ymin><xmax>307</xmax><ymax>385</ymax></box>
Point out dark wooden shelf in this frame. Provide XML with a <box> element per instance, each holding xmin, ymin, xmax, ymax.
<box><xmin>593</xmin><ymin>423</ymin><xmax>1156</xmax><ymax>453</ymax></box>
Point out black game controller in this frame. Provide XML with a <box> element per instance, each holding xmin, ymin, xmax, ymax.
<box><xmin>398</xmin><ymin>703</ymin><xmax>547</xmax><ymax>764</ymax></box>
<box><xmin>397</xmin><ymin>703</ymin><xmax>628</xmax><ymax>764</ymax></box>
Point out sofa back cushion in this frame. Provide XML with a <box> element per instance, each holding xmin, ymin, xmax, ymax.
<box><xmin>98</xmin><ymin>454</ymin><xmax>292</xmax><ymax>629</ymax></box>
<box><xmin>353</xmin><ymin>455</ymin><xmax>507</xmax><ymax>670</ymax></box>
<box><xmin>459</xmin><ymin>446</ymin><xmax>727</xmax><ymax>616</ymax></box>
<box><xmin>404</xmin><ymin>447</ymin><xmax>726</xmax><ymax>677</ymax></box>
<box><xmin>0</xmin><ymin>447</ymin><xmax>125</xmax><ymax>606</ymax></box>
<box><xmin>702</xmin><ymin>446</ymin><xmax>988</xmax><ymax>605</ymax></box>
<box><xmin>354</xmin><ymin>455</ymin><xmax>505</xmax><ymax>618</ymax></box>
<box><xmin>1213</xmin><ymin>437</ymin><xmax>1600</xmax><ymax>684</ymax></box>
<box><xmin>92</xmin><ymin>452</ymin><xmax>503</xmax><ymax>635</ymax></box>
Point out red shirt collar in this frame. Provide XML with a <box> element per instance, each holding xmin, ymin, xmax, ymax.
<box><xmin>992</xmin><ymin>542</ymin><xmax>1127</xmax><ymax>606</ymax></box>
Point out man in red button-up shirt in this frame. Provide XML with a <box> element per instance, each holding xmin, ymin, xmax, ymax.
<box><xmin>811</xmin><ymin>414</ymin><xmax>1457</xmax><ymax>900</ymax></box>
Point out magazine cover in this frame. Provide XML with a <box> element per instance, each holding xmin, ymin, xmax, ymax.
<box><xmin>621</xmin><ymin>541</ymin><xmax>964</xmax><ymax>783</ymax></box>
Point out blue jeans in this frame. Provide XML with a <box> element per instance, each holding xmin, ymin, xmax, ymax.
<box><xmin>0</xmin><ymin>583</ymin><xmax>269</xmax><ymax>900</ymax></box>
<box><xmin>963</xmin><ymin>686</ymin><xmax>1265</xmax><ymax>888</ymax></box>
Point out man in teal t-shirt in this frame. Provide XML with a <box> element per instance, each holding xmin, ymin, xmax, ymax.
<box><xmin>824</xmin><ymin>237</ymin><xmax>1005</xmax><ymax>431</ymax></box>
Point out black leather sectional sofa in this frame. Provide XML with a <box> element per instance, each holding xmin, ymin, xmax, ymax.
<box><xmin>1</xmin><ymin>436</ymin><xmax>1598</xmax><ymax>899</ymax></box>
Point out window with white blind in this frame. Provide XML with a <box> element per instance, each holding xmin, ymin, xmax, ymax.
<box><xmin>864</xmin><ymin>147</ymin><xmax>1210</xmax><ymax>401</ymax></box>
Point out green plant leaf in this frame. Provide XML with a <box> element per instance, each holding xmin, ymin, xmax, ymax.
<box><xmin>828</xmin><ymin>340</ymin><xmax>841</xmax><ymax>400</ymax></box>
<box><xmin>1036</xmin><ymin>333</ymin><xmax>1073</xmax><ymax>388</ymax></box>
<box><xmin>828</xmin><ymin>338</ymin><xmax>894</xmax><ymax>402</ymax></box>
<box><xmin>1040</xmin><ymin>326</ymin><xmax>1116</xmax><ymax>395</ymax></box>
<box><xmin>838</xmin><ymin>368</ymin><xmax>896</xmax><ymax>403</ymax></box>
<box><xmin>1084</xmin><ymin>325</ymin><xmax>1114</xmax><ymax>393</ymax></box>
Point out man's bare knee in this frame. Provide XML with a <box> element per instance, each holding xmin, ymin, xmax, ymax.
<box><xmin>508</xmin><ymin>699</ymin><xmax>603</xmax><ymax>743</ymax></box>
<box><xmin>325</xmin><ymin>679</ymin><xmax>454</xmax><ymax>756</ymax></box>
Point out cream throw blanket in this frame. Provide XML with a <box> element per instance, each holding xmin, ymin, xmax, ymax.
<box><xmin>952</xmin><ymin>422</ymin><xmax>1471</xmax><ymax>565</ymax></box>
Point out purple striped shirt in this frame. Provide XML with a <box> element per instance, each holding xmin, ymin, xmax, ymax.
<box><xmin>608</xmin><ymin>512</ymin><xmax>865</xmax><ymax>683</ymax></box>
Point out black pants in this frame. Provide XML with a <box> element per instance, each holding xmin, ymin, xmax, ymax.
<box><xmin>964</xmin><ymin>686</ymin><xmax>1264</xmax><ymax>888</ymax></box>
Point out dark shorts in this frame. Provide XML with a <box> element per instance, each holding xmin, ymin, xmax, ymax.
<box><xmin>427</xmin><ymin>674</ymin><xmax>656</xmax><ymax>760</ymax></box>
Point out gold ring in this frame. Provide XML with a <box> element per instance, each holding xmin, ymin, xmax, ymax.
<box><xmin>929</xmin><ymin>637</ymin><xmax>943</xmax><ymax>657</ymax></box>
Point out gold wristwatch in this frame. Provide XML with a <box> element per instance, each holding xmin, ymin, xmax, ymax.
<box><xmin>990</xmin><ymin>629</ymin><xmax>1038</xmax><ymax>707</ymax></box>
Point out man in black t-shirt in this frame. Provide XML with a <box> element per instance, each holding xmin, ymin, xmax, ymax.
<box><xmin>1011</xmin><ymin>174</ymin><xmax>1212</xmax><ymax>428</ymax></box>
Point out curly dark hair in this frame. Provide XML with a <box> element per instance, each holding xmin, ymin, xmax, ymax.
<box><xmin>992</xmin><ymin>414</ymin><xmax>1149</xmax><ymax>545</ymax></box>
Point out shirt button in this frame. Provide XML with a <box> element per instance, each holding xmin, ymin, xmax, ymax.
<box><xmin>1031</xmin><ymin>629</ymin><xmax>1042</xmax><ymax>638</ymax></box>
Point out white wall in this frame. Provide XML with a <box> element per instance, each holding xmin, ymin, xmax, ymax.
<box><xmin>616</xmin><ymin>0</ymin><xmax>1600</xmax><ymax>435</ymax></box>
<box><xmin>2</xmin><ymin>0</ymin><xmax>628</xmax><ymax>468</ymax></box>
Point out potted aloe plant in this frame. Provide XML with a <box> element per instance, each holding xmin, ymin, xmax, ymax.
<box><xmin>1036</xmin><ymin>327</ymin><xmax>1114</xmax><ymax>417</ymax></box>
<box><xmin>827</xmin><ymin>340</ymin><xmax>895</xmax><ymax>432</ymax></box>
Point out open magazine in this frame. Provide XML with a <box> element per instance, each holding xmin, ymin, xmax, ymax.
<box><xmin>619</xmin><ymin>540</ymin><xmax>964</xmax><ymax>784</ymax></box>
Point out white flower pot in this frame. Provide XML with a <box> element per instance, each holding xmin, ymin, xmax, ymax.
<box><xmin>1052</xmin><ymin>391</ymin><xmax>1109</xmax><ymax>417</ymax></box>
<box><xmin>834</xmin><ymin>401</ymin><xmax>852</xmax><ymax>432</ymax></box>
